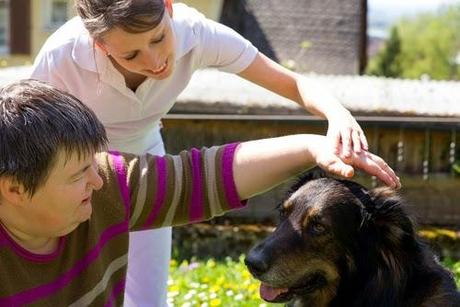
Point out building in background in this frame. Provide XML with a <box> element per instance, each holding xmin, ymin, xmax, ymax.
<box><xmin>0</xmin><ymin>0</ymin><xmax>366</xmax><ymax>74</ymax></box>
<box><xmin>178</xmin><ymin>0</ymin><xmax>223</xmax><ymax>20</ymax></box>
<box><xmin>0</xmin><ymin>0</ymin><xmax>74</xmax><ymax>66</ymax></box>
<box><xmin>0</xmin><ymin>0</ymin><xmax>222</xmax><ymax>66</ymax></box>
<box><xmin>220</xmin><ymin>0</ymin><xmax>368</xmax><ymax>74</ymax></box>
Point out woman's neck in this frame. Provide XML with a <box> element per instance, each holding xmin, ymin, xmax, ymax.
<box><xmin>0</xmin><ymin>220</ymin><xmax>58</xmax><ymax>254</ymax></box>
<box><xmin>109</xmin><ymin>56</ymin><xmax>147</xmax><ymax>91</ymax></box>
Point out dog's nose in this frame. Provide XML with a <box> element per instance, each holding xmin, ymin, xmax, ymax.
<box><xmin>245</xmin><ymin>253</ymin><xmax>269</xmax><ymax>277</ymax></box>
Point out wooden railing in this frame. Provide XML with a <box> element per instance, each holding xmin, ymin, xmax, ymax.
<box><xmin>162</xmin><ymin>114</ymin><xmax>460</xmax><ymax>226</ymax></box>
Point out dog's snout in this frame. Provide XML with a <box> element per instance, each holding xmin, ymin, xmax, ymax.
<box><xmin>245</xmin><ymin>251</ymin><xmax>270</xmax><ymax>277</ymax></box>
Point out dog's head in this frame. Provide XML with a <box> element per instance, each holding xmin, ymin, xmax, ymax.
<box><xmin>245</xmin><ymin>171</ymin><xmax>414</xmax><ymax>305</ymax></box>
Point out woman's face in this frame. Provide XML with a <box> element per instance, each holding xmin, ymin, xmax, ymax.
<box><xmin>99</xmin><ymin>6</ymin><xmax>176</xmax><ymax>80</ymax></box>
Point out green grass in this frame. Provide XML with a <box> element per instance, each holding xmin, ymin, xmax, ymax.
<box><xmin>444</xmin><ymin>258</ymin><xmax>460</xmax><ymax>288</ymax></box>
<box><xmin>168</xmin><ymin>256</ymin><xmax>460</xmax><ymax>306</ymax></box>
<box><xmin>168</xmin><ymin>255</ymin><xmax>275</xmax><ymax>306</ymax></box>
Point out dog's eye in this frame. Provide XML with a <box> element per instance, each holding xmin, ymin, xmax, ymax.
<box><xmin>309</xmin><ymin>222</ymin><xmax>327</xmax><ymax>235</ymax></box>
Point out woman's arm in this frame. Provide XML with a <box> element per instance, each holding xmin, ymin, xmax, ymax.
<box><xmin>115</xmin><ymin>134</ymin><xmax>399</xmax><ymax>230</ymax></box>
<box><xmin>233</xmin><ymin>134</ymin><xmax>399</xmax><ymax>200</ymax></box>
<box><xmin>238</xmin><ymin>53</ymin><xmax>368</xmax><ymax>157</ymax></box>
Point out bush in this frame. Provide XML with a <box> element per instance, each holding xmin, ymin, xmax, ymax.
<box><xmin>173</xmin><ymin>223</ymin><xmax>460</xmax><ymax>261</ymax></box>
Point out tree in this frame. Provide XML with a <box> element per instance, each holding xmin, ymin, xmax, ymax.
<box><xmin>367</xmin><ymin>5</ymin><xmax>460</xmax><ymax>80</ymax></box>
<box><xmin>367</xmin><ymin>27</ymin><xmax>402</xmax><ymax>77</ymax></box>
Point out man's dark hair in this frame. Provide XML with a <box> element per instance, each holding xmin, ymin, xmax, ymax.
<box><xmin>0</xmin><ymin>79</ymin><xmax>107</xmax><ymax>196</ymax></box>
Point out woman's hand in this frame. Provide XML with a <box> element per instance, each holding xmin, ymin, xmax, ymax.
<box><xmin>327</xmin><ymin>111</ymin><xmax>369</xmax><ymax>158</ymax></box>
<box><xmin>310</xmin><ymin>136</ymin><xmax>400</xmax><ymax>189</ymax></box>
<box><xmin>232</xmin><ymin>134</ymin><xmax>400</xmax><ymax>200</ymax></box>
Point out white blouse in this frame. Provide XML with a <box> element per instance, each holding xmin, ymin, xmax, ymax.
<box><xmin>31</xmin><ymin>3</ymin><xmax>258</xmax><ymax>154</ymax></box>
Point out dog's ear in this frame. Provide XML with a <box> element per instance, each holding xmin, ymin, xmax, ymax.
<box><xmin>366</xmin><ymin>187</ymin><xmax>416</xmax><ymax>243</ymax></box>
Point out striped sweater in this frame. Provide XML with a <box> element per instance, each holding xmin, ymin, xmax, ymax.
<box><xmin>0</xmin><ymin>144</ymin><xmax>246</xmax><ymax>306</ymax></box>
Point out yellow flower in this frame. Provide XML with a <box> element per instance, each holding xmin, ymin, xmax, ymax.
<box><xmin>223</xmin><ymin>283</ymin><xmax>235</xmax><ymax>289</ymax></box>
<box><xmin>201</xmin><ymin>276</ymin><xmax>210</xmax><ymax>283</ymax></box>
<box><xmin>242</xmin><ymin>270</ymin><xmax>251</xmax><ymax>279</ymax></box>
<box><xmin>209</xmin><ymin>298</ymin><xmax>221</xmax><ymax>306</ymax></box>
<box><xmin>206</xmin><ymin>259</ymin><xmax>216</xmax><ymax>268</ymax></box>
<box><xmin>216</xmin><ymin>276</ymin><xmax>225</xmax><ymax>285</ymax></box>
<box><xmin>248</xmin><ymin>283</ymin><xmax>259</xmax><ymax>293</ymax></box>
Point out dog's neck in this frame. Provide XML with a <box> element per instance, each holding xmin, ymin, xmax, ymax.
<box><xmin>331</xmin><ymin>238</ymin><xmax>441</xmax><ymax>307</ymax></box>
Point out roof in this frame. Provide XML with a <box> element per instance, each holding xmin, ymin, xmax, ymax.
<box><xmin>219</xmin><ymin>0</ymin><xmax>366</xmax><ymax>74</ymax></box>
<box><xmin>1</xmin><ymin>66</ymin><xmax>459</xmax><ymax>117</ymax></box>
<box><xmin>174</xmin><ymin>70</ymin><xmax>460</xmax><ymax>118</ymax></box>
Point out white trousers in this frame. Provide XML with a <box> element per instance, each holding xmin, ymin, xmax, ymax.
<box><xmin>124</xmin><ymin>228</ymin><xmax>172</xmax><ymax>307</ymax></box>
<box><xmin>114</xmin><ymin>130</ymin><xmax>171</xmax><ymax>307</ymax></box>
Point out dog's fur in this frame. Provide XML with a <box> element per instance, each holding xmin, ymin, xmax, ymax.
<box><xmin>245</xmin><ymin>171</ymin><xmax>460</xmax><ymax>307</ymax></box>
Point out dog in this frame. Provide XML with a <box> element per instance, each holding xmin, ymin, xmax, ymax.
<box><xmin>245</xmin><ymin>172</ymin><xmax>460</xmax><ymax>307</ymax></box>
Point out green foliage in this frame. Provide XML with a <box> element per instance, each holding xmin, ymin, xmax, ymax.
<box><xmin>453</xmin><ymin>161</ymin><xmax>460</xmax><ymax>175</ymax></box>
<box><xmin>367</xmin><ymin>27</ymin><xmax>402</xmax><ymax>77</ymax></box>
<box><xmin>168</xmin><ymin>256</ymin><xmax>460</xmax><ymax>306</ymax></box>
<box><xmin>443</xmin><ymin>258</ymin><xmax>460</xmax><ymax>288</ymax></box>
<box><xmin>367</xmin><ymin>5</ymin><xmax>460</xmax><ymax>80</ymax></box>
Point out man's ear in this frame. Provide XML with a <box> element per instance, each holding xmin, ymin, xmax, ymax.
<box><xmin>0</xmin><ymin>177</ymin><xmax>27</xmax><ymax>205</ymax></box>
<box><xmin>165</xmin><ymin>0</ymin><xmax>173</xmax><ymax>17</ymax></box>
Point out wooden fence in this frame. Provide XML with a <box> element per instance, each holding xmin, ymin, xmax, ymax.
<box><xmin>162</xmin><ymin>114</ymin><xmax>460</xmax><ymax>226</ymax></box>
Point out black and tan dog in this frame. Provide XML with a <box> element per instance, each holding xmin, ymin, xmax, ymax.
<box><xmin>245</xmin><ymin>172</ymin><xmax>460</xmax><ymax>307</ymax></box>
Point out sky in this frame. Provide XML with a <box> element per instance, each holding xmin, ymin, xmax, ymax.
<box><xmin>368</xmin><ymin>0</ymin><xmax>460</xmax><ymax>38</ymax></box>
<box><xmin>370</xmin><ymin>0</ymin><xmax>460</xmax><ymax>16</ymax></box>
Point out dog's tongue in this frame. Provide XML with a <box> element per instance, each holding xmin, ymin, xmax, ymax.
<box><xmin>259</xmin><ymin>283</ymin><xmax>289</xmax><ymax>301</ymax></box>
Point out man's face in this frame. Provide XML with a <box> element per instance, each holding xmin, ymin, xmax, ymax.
<box><xmin>20</xmin><ymin>151</ymin><xmax>103</xmax><ymax>238</ymax></box>
<box><xmin>101</xmin><ymin>5</ymin><xmax>176</xmax><ymax>80</ymax></box>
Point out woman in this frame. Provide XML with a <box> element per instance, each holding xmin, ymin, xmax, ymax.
<box><xmin>31</xmin><ymin>1</ymin><xmax>370</xmax><ymax>305</ymax></box>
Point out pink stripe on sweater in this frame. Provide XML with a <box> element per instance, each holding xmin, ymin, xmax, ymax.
<box><xmin>189</xmin><ymin>148</ymin><xmax>204</xmax><ymax>222</ymax></box>
<box><xmin>104</xmin><ymin>278</ymin><xmax>126</xmax><ymax>307</ymax></box>
<box><xmin>222</xmin><ymin>143</ymin><xmax>246</xmax><ymax>209</ymax></box>
<box><xmin>0</xmin><ymin>224</ymin><xmax>66</xmax><ymax>263</ymax></box>
<box><xmin>143</xmin><ymin>156</ymin><xmax>167</xmax><ymax>228</ymax></box>
<box><xmin>110</xmin><ymin>151</ymin><xmax>131</xmax><ymax>219</ymax></box>
<box><xmin>0</xmin><ymin>222</ymin><xmax>128</xmax><ymax>305</ymax></box>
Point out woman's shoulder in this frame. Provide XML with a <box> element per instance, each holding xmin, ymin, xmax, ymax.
<box><xmin>40</xmin><ymin>17</ymin><xmax>88</xmax><ymax>54</ymax></box>
<box><xmin>172</xmin><ymin>3</ymin><xmax>208</xmax><ymax>31</ymax></box>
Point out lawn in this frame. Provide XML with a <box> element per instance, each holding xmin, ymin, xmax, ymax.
<box><xmin>168</xmin><ymin>256</ymin><xmax>460</xmax><ymax>306</ymax></box>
